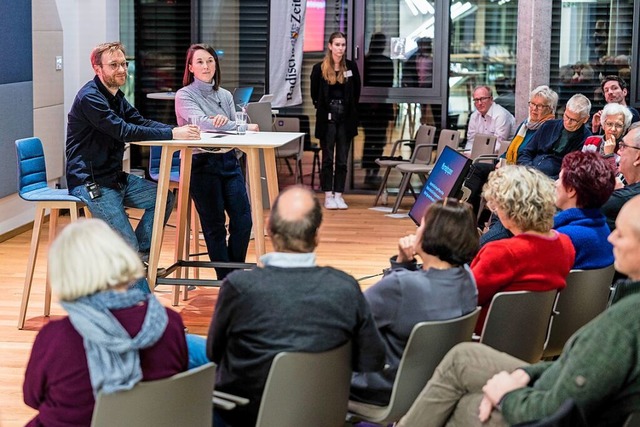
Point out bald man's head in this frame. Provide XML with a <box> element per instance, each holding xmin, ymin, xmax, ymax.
<box><xmin>268</xmin><ymin>186</ymin><xmax>322</xmax><ymax>253</ymax></box>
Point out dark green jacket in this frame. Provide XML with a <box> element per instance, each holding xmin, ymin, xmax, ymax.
<box><xmin>502</xmin><ymin>288</ymin><xmax>640</xmax><ymax>425</ymax></box>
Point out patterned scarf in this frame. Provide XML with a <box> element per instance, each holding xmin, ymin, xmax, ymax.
<box><xmin>505</xmin><ymin>113</ymin><xmax>555</xmax><ymax>164</ymax></box>
<box><xmin>61</xmin><ymin>289</ymin><xmax>168</xmax><ymax>396</ymax></box>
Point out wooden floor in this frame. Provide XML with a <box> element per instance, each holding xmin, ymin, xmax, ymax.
<box><xmin>0</xmin><ymin>189</ymin><xmax>418</xmax><ymax>426</ymax></box>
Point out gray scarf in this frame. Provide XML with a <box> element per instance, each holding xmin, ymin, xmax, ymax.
<box><xmin>61</xmin><ymin>289</ymin><xmax>168</xmax><ymax>396</ymax></box>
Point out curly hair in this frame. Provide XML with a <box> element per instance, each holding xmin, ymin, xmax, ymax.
<box><xmin>483</xmin><ymin>166</ymin><xmax>556</xmax><ymax>233</ymax></box>
<box><xmin>561</xmin><ymin>151</ymin><xmax>616</xmax><ymax>208</ymax></box>
<box><xmin>420</xmin><ymin>198</ymin><xmax>479</xmax><ymax>266</ymax></box>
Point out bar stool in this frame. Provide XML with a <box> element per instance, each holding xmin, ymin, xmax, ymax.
<box><xmin>15</xmin><ymin>137</ymin><xmax>90</xmax><ymax>329</ymax></box>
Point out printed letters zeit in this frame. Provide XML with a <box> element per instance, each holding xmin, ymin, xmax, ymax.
<box><xmin>286</xmin><ymin>0</ymin><xmax>303</xmax><ymax>100</ymax></box>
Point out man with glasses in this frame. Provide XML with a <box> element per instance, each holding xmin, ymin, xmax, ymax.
<box><xmin>518</xmin><ymin>94</ymin><xmax>592</xmax><ymax>179</ymax></box>
<box><xmin>66</xmin><ymin>41</ymin><xmax>199</xmax><ymax>292</ymax></box>
<box><xmin>602</xmin><ymin>123</ymin><xmax>640</xmax><ymax>230</ymax></box>
<box><xmin>464</xmin><ymin>85</ymin><xmax>515</xmax><ymax>153</ymax></box>
<box><xmin>591</xmin><ymin>75</ymin><xmax>640</xmax><ymax>134</ymax></box>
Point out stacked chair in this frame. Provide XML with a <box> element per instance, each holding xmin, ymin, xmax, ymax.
<box><xmin>372</xmin><ymin>124</ymin><xmax>436</xmax><ymax>206</ymax></box>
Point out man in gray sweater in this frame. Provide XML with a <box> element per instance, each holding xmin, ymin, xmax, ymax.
<box><xmin>207</xmin><ymin>185</ymin><xmax>385</xmax><ymax>427</ymax></box>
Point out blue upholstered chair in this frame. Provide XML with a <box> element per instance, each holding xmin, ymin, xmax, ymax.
<box><xmin>15</xmin><ymin>137</ymin><xmax>90</xmax><ymax>329</ymax></box>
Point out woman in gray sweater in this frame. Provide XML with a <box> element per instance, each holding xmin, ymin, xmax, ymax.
<box><xmin>350</xmin><ymin>198</ymin><xmax>479</xmax><ymax>405</ymax></box>
<box><xmin>175</xmin><ymin>44</ymin><xmax>258</xmax><ymax>280</ymax></box>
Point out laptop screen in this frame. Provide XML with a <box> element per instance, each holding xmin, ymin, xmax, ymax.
<box><xmin>232</xmin><ymin>87</ymin><xmax>254</xmax><ymax>108</ymax></box>
<box><xmin>246</xmin><ymin>101</ymin><xmax>274</xmax><ymax>132</ymax></box>
<box><xmin>408</xmin><ymin>145</ymin><xmax>472</xmax><ymax>225</ymax></box>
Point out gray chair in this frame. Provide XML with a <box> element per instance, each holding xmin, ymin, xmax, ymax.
<box><xmin>91</xmin><ymin>362</ymin><xmax>216</xmax><ymax>427</ymax></box>
<box><xmin>624</xmin><ymin>412</ymin><xmax>640</xmax><ymax>427</ymax></box>
<box><xmin>391</xmin><ymin>129</ymin><xmax>461</xmax><ymax>213</ymax></box>
<box><xmin>347</xmin><ymin>307</ymin><xmax>481</xmax><ymax>426</ymax></box>
<box><xmin>214</xmin><ymin>342</ymin><xmax>352</xmax><ymax>427</ymax></box>
<box><xmin>543</xmin><ymin>265</ymin><xmax>615</xmax><ymax>358</ymax></box>
<box><xmin>15</xmin><ymin>137</ymin><xmax>91</xmax><ymax>329</ymax></box>
<box><xmin>373</xmin><ymin>125</ymin><xmax>436</xmax><ymax>206</ymax></box>
<box><xmin>468</xmin><ymin>133</ymin><xmax>498</xmax><ymax>160</ymax></box>
<box><xmin>480</xmin><ymin>290</ymin><xmax>558</xmax><ymax>363</ymax></box>
<box><xmin>274</xmin><ymin>117</ymin><xmax>304</xmax><ymax>183</ymax></box>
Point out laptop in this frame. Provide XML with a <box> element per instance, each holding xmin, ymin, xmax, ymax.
<box><xmin>408</xmin><ymin>146</ymin><xmax>472</xmax><ymax>225</ymax></box>
<box><xmin>246</xmin><ymin>101</ymin><xmax>274</xmax><ymax>131</ymax></box>
<box><xmin>259</xmin><ymin>94</ymin><xmax>274</xmax><ymax>103</ymax></box>
<box><xmin>232</xmin><ymin>87</ymin><xmax>254</xmax><ymax>108</ymax></box>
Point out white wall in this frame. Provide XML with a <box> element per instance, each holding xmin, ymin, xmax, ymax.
<box><xmin>0</xmin><ymin>0</ymin><xmax>119</xmax><ymax>236</ymax></box>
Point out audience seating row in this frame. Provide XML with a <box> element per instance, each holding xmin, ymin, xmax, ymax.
<box><xmin>91</xmin><ymin>263</ymin><xmax>616</xmax><ymax>426</ymax></box>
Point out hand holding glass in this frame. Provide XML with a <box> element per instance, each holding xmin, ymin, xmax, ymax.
<box><xmin>188</xmin><ymin>116</ymin><xmax>201</xmax><ymax>130</ymax></box>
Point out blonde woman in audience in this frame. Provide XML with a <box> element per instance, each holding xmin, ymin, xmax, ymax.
<box><xmin>470</xmin><ymin>166</ymin><xmax>575</xmax><ymax>333</ymax></box>
<box><xmin>396</xmin><ymin>195</ymin><xmax>640</xmax><ymax>427</ymax></box>
<box><xmin>23</xmin><ymin>219</ymin><xmax>188</xmax><ymax>427</ymax></box>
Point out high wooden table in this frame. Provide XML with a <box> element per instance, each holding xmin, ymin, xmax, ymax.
<box><xmin>131</xmin><ymin>131</ymin><xmax>303</xmax><ymax>303</ymax></box>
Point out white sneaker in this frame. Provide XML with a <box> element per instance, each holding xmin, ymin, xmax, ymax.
<box><xmin>334</xmin><ymin>195</ymin><xmax>348</xmax><ymax>210</ymax></box>
<box><xmin>324</xmin><ymin>194</ymin><xmax>338</xmax><ymax>209</ymax></box>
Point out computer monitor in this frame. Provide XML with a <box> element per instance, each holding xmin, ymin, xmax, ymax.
<box><xmin>233</xmin><ymin>87</ymin><xmax>254</xmax><ymax>108</ymax></box>
<box><xmin>408</xmin><ymin>145</ymin><xmax>472</xmax><ymax>225</ymax></box>
<box><xmin>246</xmin><ymin>101</ymin><xmax>274</xmax><ymax>132</ymax></box>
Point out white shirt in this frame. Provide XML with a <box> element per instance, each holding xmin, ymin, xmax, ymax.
<box><xmin>464</xmin><ymin>101</ymin><xmax>516</xmax><ymax>153</ymax></box>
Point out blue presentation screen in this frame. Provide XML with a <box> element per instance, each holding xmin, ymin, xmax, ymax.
<box><xmin>408</xmin><ymin>146</ymin><xmax>472</xmax><ymax>225</ymax></box>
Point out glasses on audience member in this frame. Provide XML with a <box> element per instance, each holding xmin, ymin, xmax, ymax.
<box><xmin>473</xmin><ymin>96</ymin><xmax>492</xmax><ymax>103</ymax></box>
<box><xmin>619</xmin><ymin>141</ymin><xmax>640</xmax><ymax>151</ymax></box>
<box><xmin>528</xmin><ymin>102</ymin><xmax>549</xmax><ymax>110</ymax></box>
<box><xmin>603</xmin><ymin>121</ymin><xmax>625</xmax><ymax>130</ymax></box>
<box><xmin>563</xmin><ymin>112</ymin><xmax>583</xmax><ymax>125</ymax></box>
<box><xmin>101</xmin><ymin>61</ymin><xmax>129</xmax><ymax>71</ymax></box>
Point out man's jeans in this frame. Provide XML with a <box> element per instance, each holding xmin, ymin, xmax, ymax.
<box><xmin>70</xmin><ymin>173</ymin><xmax>175</xmax><ymax>256</ymax></box>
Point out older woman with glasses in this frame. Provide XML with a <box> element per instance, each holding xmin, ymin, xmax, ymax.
<box><xmin>518</xmin><ymin>93</ymin><xmax>592</xmax><ymax>179</ymax></box>
<box><xmin>464</xmin><ymin>85</ymin><xmax>558</xmax><ymax>217</ymax></box>
<box><xmin>583</xmin><ymin>102</ymin><xmax>633</xmax><ymax>167</ymax></box>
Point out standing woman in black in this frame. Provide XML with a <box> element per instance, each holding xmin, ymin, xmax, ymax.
<box><xmin>311</xmin><ymin>31</ymin><xmax>361</xmax><ymax>210</ymax></box>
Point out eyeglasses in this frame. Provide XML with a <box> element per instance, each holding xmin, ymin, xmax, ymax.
<box><xmin>619</xmin><ymin>141</ymin><xmax>640</xmax><ymax>151</ymax></box>
<box><xmin>563</xmin><ymin>112</ymin><xmax>584</xmax><ymax>125</ymax></box>
<box><xmin>528</xmin><ymin>102</ymin><xmax>549</xmax><ymax>110</ymax></box>
<box><xmin>473</xmin><ymin>96</ymin><xmax>492</xmax><ymax>103</ymax></box>
<box><xmin>603</xmin><ymin>121</ymin><xmax>625</xmax><ymax>130</ymax></box>
<box><xmin>101</xmin><ymin>61</ymin><xmax>129</xmax><ymax>71</ymax></box>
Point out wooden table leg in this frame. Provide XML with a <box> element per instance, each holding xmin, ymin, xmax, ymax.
<box><xmin>147</xmin><ymin>146</ymin><xmax>176</xmax><ymax>290</ymax></box>
<box><xmin>245</xmin><ymin>147</ymin><xmax>265</xmax><ymax>256</ymax></box>
<box><xmin>263</xmin><ymin>147</ymin><xmax>280</xmax><ymax>208</ymax></box>
<box><xmin>172</xmin><ymin>148</ymin><xmax>192</xmax><ymax>305</ymax></box>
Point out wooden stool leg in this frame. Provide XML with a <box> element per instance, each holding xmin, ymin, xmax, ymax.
<box><xmin>18</xmin><ymin>205</ymin><xmax>46</xmax><ymax>329</ymax></box>
<box><xmin>45</xmin><ymin>209</ymin><xmax>62</xmax><ymax>317</ymax></box>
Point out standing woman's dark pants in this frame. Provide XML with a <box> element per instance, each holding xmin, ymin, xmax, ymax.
<box><xmin>321</xmin><ymin>101</ymin><xmax>350</xmax><ymax>193</ymax></box>
<box><xmin>189</xmin><ymin>151</ymin><xmax>252</xmax><ymax>280</ymax></box>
